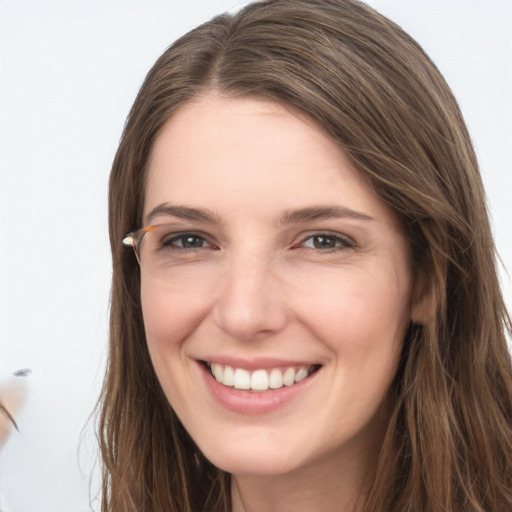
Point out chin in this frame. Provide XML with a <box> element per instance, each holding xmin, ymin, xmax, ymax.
<box><xmin>205</xmin><ymin>447</ymin><xmax>303</xmax><ymax>477</ymax></box>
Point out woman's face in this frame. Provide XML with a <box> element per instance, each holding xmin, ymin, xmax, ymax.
<box><xmin>141</xmin><ymin>94</ymin><xmax>422</xmax><ymax>477</ymax></box>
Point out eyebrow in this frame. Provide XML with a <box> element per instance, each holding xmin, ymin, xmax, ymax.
<box><xmin>277</xmin><ymin>206</ymin><xmax>374</xmax><ymax>225</ymax></box>
<box><xmin>145</xmin><ymin>203</ymin><xmax>374</xmax><ymax>227</ymax></box>
<box><xmin>145</xmin><ymin>204</ymin><xmax>223</xmax><ymax>225</ymax></box>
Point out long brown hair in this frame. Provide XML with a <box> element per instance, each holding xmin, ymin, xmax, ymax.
<box><xmin>99</xmin><ymin>1</ymin><xmax>512</xmax><ymax>510</ymax></box>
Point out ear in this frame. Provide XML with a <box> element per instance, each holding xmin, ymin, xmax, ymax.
<box><xmin>410</xmin><ymin>271</ymin><xmax>435</xmax><ymax>325</ymax></box>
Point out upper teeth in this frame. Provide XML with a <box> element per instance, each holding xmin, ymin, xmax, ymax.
<box><xmin>209</xmin><ymin>363</ymin><xmax>312</xmax><ymax>391</ymax></box>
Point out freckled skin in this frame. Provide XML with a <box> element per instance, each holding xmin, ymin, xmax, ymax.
<box><xmin>141</xmin><ymin>94</ymin><xmax>423</xmax><ymax>511</ymax></box>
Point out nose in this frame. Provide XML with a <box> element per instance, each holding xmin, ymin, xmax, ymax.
<box><xmin>212</xmin><ymin>253</ymin><xmax>287</xmax><ymax>341</ymax></box>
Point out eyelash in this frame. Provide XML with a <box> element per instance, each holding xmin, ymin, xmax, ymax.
<box><xmin>296</xmin><ymin>233</ymin><xmax>355</xmax><ymax>252</ymax></box>
<box><xmin>159</xmin><ymin>232</ymin><xmax>355</xmax><ymax>252</ymax></box>
<box><xmin>160</xmin><ymin>232</ymin><xmax>217</xmax><ymax>250</ymax></box>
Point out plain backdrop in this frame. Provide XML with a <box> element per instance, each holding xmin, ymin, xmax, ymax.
<box><xmin>0</xmin><ymin>0</ymin><xmax>510</xmax><ymax>510</ymax></box>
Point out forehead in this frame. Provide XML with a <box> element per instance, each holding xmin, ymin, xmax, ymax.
<box><xmin>144</xmin><ymin>93</ymin><xmax>396</xmax><ymax>229</ymax></box>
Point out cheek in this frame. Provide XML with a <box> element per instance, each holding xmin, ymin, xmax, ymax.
<box><xmin>141</xmin><ymin>274</ymin><xmax>212</xmax><ymax>348</ymax></box>
<box><xmin>140</xmin><ymin>279</ymin><xmax>207</xmax><ymax>413</ymax></box>
<box><xmin>293</xmin><ymin>265</ymin><xmax>411</xmax><ymax>360</ymax></box>
<box><xmin>296</xmin><ymin>269</ymin><xmax>410</xmax><ymax>428</ymax></box>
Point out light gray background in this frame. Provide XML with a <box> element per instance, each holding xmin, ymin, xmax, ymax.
<box><xmin>0</xmin><ymin>1</ymin><xmax>510</xmax><ymax>510</ymax></box>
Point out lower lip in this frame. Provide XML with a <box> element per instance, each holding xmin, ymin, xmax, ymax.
<box><xmin>198</xmin><ymin>362</ymin><xmax>317</xmax><ymax>415</ymax></box>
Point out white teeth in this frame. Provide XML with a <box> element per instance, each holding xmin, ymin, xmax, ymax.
<box><xmin>295</xmin><ymin>367</ymin><xmax>308</xmax><ymax>383</ymax></box>
<box><xmin>233</xmin><ymin>368</ymin><xmax>251</xmax><ymax>390</ymax></box>
<box><xmin>251</xmin><ymin>370</ymin><xmax>268</xmax><ymax>391</ymax></box>
<box><xmin>223</xmin><ymin>365</ymin><xmax>235</xmax><ymax>387</ymax></box>
<box><xmin>208</xmin><ymin>363</ymin><xmax>316</xmax><ymax>391</ymax></box>
<box><xmin>269</xmin><ymin>368</ymin><xmax>283</xmax><ymax>389</ymax></box>
<box><xmin>283</xmin><ymin>367</ymin><xmax>295</xmax><ymax>386</ymax></box>
<box><xmin>213</xmin><ymin>363</ymin><xmax>223</xmax><ymax>382</ymax></box>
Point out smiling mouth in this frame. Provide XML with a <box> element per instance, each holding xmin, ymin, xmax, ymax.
<box><xmin>205</xmin><ymin>362</ymin><xmax>321</xmax><ymax>392</ymax></box>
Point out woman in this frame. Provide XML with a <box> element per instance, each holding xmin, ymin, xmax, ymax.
<box><xmin>99</xmin><ymin>0</ymin><xmax>512</xmax><ymax>510</ymax></box>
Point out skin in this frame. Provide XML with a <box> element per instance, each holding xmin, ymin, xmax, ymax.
<box><xmin>140</xmin><ymin>93</ymin><xmax>424</xmax><ymax>511</ymax></box>
<box><xmin>0</xmin><ymin>377</ymin><xmax>28</xmax><ymax>446</ymax></box>
<box><xmin>0</xmin><ymin>408</ymin><xmax>12</xmax><ymax>446</ymax></box>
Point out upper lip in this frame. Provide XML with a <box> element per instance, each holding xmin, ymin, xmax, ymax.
<box><xmin>199</xmin><ymin>356</ymin><xmax>321</xmax><ymax>371</ymax></box>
